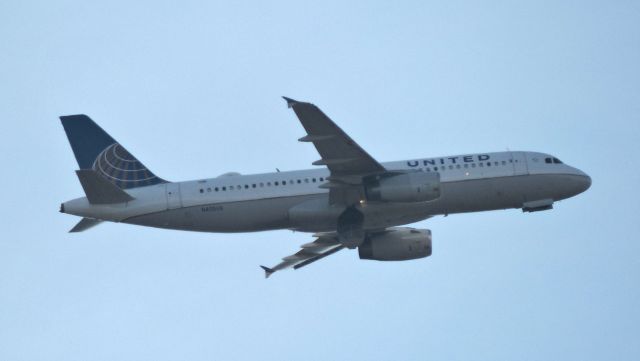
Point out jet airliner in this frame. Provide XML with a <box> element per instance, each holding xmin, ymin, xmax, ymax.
<box><xmin>60</xmin><ymin>97</ymin><xmax>591</xmax><ymax>277</ymax></box>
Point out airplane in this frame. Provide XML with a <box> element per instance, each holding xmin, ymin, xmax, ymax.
<box><xmin>59</xmin><ymin>97</ymin><xmax>591</xmax><ymax>278</ymax></box>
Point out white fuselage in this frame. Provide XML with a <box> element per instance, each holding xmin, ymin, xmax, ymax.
<box><xmin>62</xmin><ymin>151</ymin><xmax>591</xmax><ymax>233</ymax></box>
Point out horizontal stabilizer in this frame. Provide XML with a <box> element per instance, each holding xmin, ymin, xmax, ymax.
<box><xmin>76</xmin><ymin>169</ymin><xmax>134</xmax><ymax>204</ymax></box>
<box><xmin>69</xmin><ymin>217</ymin><xmax>103</xmax><ymax>232</ymax></box>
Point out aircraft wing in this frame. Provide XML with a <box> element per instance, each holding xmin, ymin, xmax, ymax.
<box><xmin>260</xmin><ymin>233</ymin><xmax>345</xmax><ymax>278</ymax></box>
<box><xmin>283</xmin><ymin>97</ymin><xmax>386</xmax><ymax>204</ymax></box>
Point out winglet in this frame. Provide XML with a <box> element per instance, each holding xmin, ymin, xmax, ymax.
<box><xmin>282</xmin><ymin>96</ymin><xmax>299</xmax><ymax>108</ymax></box>
<box><xmin>260</xmin><ymin>265</ymin><xmax>275</xmax><ymax>279</ymax></box>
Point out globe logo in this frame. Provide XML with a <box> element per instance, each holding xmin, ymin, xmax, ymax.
<box><xmin>92</xmin><ymin>143</ymin><xmax>164</xmax><ymax>189</ymax></box>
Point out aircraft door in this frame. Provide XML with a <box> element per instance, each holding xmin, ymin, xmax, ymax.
<box><xmin>510</xmin><ymin>151</ymin><xmax>529</xmax><ymax>176</ymax></box>
<box><xmin>166</xmin><ymin>183</ymin><xmax>182</xmax><ymax>210</ymax></box>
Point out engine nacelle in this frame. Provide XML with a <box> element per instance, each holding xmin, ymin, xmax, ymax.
<box><xmin>365</xmin><ymin>172</ymin><xmax>440</xmax><ymax>203</ymax></box>
<box><xmin>358</xmin><ymin>227</ymin><xmax>432</xmax><ymax>261</ymax></box>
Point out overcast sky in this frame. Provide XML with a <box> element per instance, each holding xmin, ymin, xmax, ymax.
<box><xmin>1</xmin><ymin>1</ymin><xmax>639</xmax><ymax>360</ymax></box>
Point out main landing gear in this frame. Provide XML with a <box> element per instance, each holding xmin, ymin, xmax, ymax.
<box><xmin>337</xmin><ymin>206</ymin><xmax>365</xmax><ymax>249</ymax></box>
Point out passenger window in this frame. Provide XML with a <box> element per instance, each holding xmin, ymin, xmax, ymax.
<box><xmin>434</xmin><ymin>166</ymin><xmax>438</xmax><ymax>171</ymax></box>
<box><xmin>471</xmin><ymin>163</ymin><xmax>476</xmax><ymax>168</ymax></box>
<box><xmin>230</xmin><ymin>185</ymin><xmax>234</xmax><ymax>190</ymax></box>
<box><xmin>260</xmin><ymin>182</ymin><xmax>264</xmax><ymax>187</ymax></box>
<box><xmin>502</xmin><ymin>161</ymin><xmax>506</xmax><ymax>165</ymax></box>
<box><xmin>312</xmin><ymin>178</ymin><xmax>316</xmax><ymax>182</ymax></box>
<box><xmin>215</xmin><ymin>187</ymin><xmax>219</xmax><ymax>192</ymax></box>
<box><xmin>487</xmin><ymin>162</ymin><xmax>491</xmax><ymax>167</ymax></box>
<box><xmin>207</xmin><ymin>187</ymin><xmax>211</xmax><ymax>192</ymax></box>
<box><xmin>479</xmin><ymin>163</ymin><xmax>484</xmax><ymax>167</ymax></box>
<box><xmin>456</xmin><ymin>164</ymin><xmax>461</xmax><ymax>169</ymax></box>
<box><xmin>199</xmin><ymin>189</ymin><xmax>204</xmax><ymax>193</ymax></box>
<box><xmin>282</xmin><ymin>181</ymin><xmax>286</xmax><ymax>185</ymax></box>
<box><xmin>448</xmin><ymin>165</ymin><xmax>453</xmax><ymax>170</ymax></box>
<box><xmin>252</xmin><ymin>184</ymin><xmax>256</xmax><ymax>188</ymax></box>
<box><xmin>222</xmin><ymin>186</ymin><xmax>226</xmax><ymax>191</ymax></box>
<box><xmin>319</xmin><ymin>177</ymin><xmax>324</xmax><ymax>181</ymax></box>
<box><xmin>305</xmin><ymin>179</ymin><xmax>309</xmax><ymax>183</ymax></box>
<box><xmin>463</xmin><ymin>164</ymin><xmax>468</xmax><ymax>168</ymax></box>
<box><xmin>275</xmin><ymin>181</ymin><xmax>279</xmax><ymax>186</ymax></box>
<box><xmin>297</xmin><ymin>179</ymin><xmax>301</xmax><ymax>184</ymax></box>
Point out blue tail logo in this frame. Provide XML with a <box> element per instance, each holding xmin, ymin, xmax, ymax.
<box><xmin>92</xmin><ymin>143</ymin><xmax>165</xmax><ymax>189</ymax></box>
<box><xmin>61</xmin><ymin>114</ymin><xmax>167</xmax><ymax>189</ymax></box>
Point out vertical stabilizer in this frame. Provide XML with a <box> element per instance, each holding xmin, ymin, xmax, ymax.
<box><xmin>60</xmin><ymin>114</ymin><xmax>167</xmax><ymax>189</ymax></box>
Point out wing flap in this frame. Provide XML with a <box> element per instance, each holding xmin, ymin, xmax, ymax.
<box><xmin>293</xmin><ymin>245</ymin><xmax>344</xmax><ymax>270</ymax></box>
<box><xmin>260</xmin><ymin>236</ymin><xmax>345</xmax><ymax>278</ymax></box>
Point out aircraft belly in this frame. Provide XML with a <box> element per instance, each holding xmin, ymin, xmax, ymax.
<box><xmin>123</xmin><ymin>194</ymin><xmax>320</xmax><ymax>233</ymax></box>
<box><xmin>360</xmin><ymin>203</ymin><xmax>432</xmax><ymax>231</ymax></box>
<box><xmin>430</xmin><ymin>174</ymin><xmax>565</xmax><ymax>215</ymax></box>
<box><xmin>434</xmin><ymin>177</ymin><xmax>523</xmax><ymax>214</ymax></box>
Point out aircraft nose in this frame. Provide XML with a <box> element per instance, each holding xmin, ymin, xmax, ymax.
<box><xmin>575</xmin><ymin>171</ymin><xmax>592</xmax><ymax>194</ymax></box>
<box><xmin>579</xmin><ymin>175</ymin><xmax>591</xmax><ymax>193</ymax></box>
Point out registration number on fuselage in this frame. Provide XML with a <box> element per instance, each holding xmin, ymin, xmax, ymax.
<box><xmin>201</xmin><ymin>205</ymin><xmax>224</xmax><ymax>213</ymax></box>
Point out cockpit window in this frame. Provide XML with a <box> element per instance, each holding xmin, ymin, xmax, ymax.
<box><xmin>545</xmin><ymin>157</ymin><xmax>552</xmax><ymax>164</ymax></box>
<box><xmin>553</xmin><ymin>158</ymin><xmax>563</xmax><ymax>164</ymax></box>
<box><xmin>545</xmin><ymin>157</ymin><xmax>563</xmax><ymax>164</ymax></box>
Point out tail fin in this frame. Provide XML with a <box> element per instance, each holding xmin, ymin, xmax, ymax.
<box><xmin>60</xmin><ymin>114</ymin><xmax>167</xmax><ymax>189</ymax></box>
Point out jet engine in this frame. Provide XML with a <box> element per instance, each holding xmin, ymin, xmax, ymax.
<box><xmin>365</xmin><ymin>172</ymin><xmax>440</xmax><ymax>203</ymax></box>
<box><xmin>358</xmin><ymin>227</ymin><xmax>432</xmax><ymax>261</ymax></box>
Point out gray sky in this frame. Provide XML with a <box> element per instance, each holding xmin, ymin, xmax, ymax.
<box><xmin>1</xmin><ymin>1</ymin><xmax>639</xmax><ymax>360</ymax></box>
